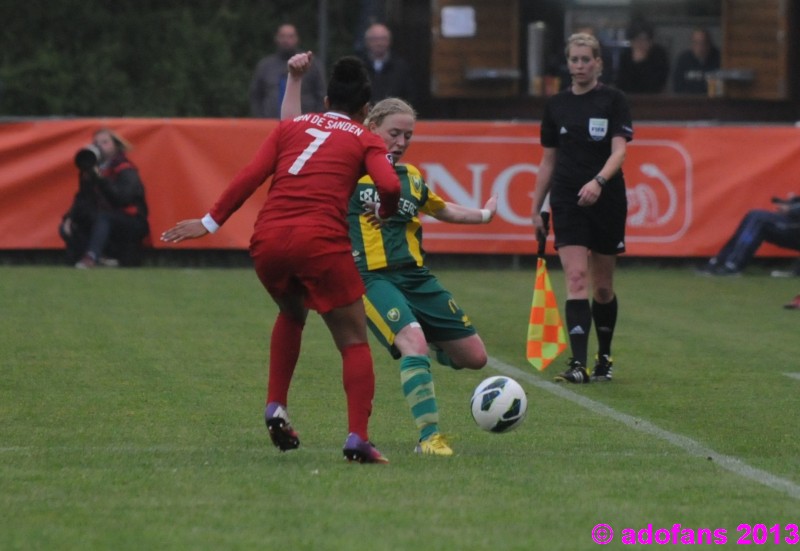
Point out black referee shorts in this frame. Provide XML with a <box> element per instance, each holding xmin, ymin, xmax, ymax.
<box><xmin>551</xmin><ymin>185</ymin><xmax>628</xmax><ymax>255</ymax></box>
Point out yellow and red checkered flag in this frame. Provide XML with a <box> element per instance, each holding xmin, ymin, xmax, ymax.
<box><xmin>526</xmin><ymin>212</ymin><xmax>567</xmax><ymax>371</ymax></box>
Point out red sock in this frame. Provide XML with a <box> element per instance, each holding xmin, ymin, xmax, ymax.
<box><xmin>266</xmin><ymin>313</ymin><xmax>304</xmax><ymax>406</ymax></box>
<box><xmin>341</xmin><ymin>342</ymin><xmax>374</xmax><ymax>441</ymax></box>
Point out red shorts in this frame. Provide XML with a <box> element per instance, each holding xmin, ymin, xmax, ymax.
<box><xmin>250</xmin><ymin>226</ymin><xmax>365</xmax><ymax>314</ymax></box>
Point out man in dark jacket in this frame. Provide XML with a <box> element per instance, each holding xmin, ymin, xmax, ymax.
<box><xmin>672</xmin><ymin>28</ymin><xmax>720</xmax><ymax>95</ymax></box>
<box><xmin>361</xmin><ymin>23</ymin><xmax>415</xmax><ymax>106</ymax></box>
<box><xmin>615</xmin><ymin>19</ymin><xmax>670</xmax><ymax>94</ymax></box>
<box><xmin>249</xmin><ymin>23</ymin><xmax>326</xmax><ymax>118</ymax></box>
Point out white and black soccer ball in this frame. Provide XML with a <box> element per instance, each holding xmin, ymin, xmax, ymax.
<box><xmin>470</xmin><ymin>376</ymin><xmax>527</xmax><ymax>433</ymax></box>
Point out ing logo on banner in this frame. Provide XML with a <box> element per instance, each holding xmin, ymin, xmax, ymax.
<box><xmin>625</xmin><ymin>140</ymin><xmax>692</xmax><ymax>243</ymax></box>
<box><xmin>407</xmin><ymin>132</ymin><xmax>692</xmax><ymax>248</ymax></box>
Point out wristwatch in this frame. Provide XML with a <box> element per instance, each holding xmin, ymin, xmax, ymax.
<box><xmin>594</xmin><ymin>175</ymin><xmax>607</xmax><ymax>187</ymax></box>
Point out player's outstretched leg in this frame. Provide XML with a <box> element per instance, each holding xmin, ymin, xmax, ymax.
<box><xmin>399</xmin><ymin>355</ymin><xmax>453</xmax><ymax>456</ymax></box>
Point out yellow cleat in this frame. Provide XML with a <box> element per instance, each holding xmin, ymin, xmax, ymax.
<box><xmin>414</xmin><ymin>434</ymin><xmax>454</xmax><ymax>456</ymax></box>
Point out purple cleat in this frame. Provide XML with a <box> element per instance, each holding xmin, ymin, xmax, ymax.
<box><xmin>265</xmin><ymin>402</ymin><xmax>300</xmax><ymax>452</ymax></box>
<box><xmin>342</xmin><ymin>432</ymin><xmax>389</xmax><ymax>464</ymax></box>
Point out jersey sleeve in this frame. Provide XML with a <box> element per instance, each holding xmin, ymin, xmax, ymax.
<box><xmin>540</xmin><ymin>100</ymin><xmax>559</xmax><ymax>148</ymax></box>
<box><xmin>611</xmin><ymin>91</ymin><xmax>634</xmax><ymax>142</ymax></box>
<box><xmin>362</xmin><ymin>135</ymin><xmax>401</xmax><ymax>219</ymax></box>
<box><xmin>420</xmin><ymin>187</ymin><xmax>446</xmax><ymax>216</ymax></box>
<box><xmin>208</xmin><ymin>125</ymin><xmax>280</xmax><ymax>226</ymax></box>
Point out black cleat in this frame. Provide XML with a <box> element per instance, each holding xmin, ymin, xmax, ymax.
<box><xmin>554</xmin><ymin>358</ymin><xmax>590</xmax><ymax>384</ymax></box>
<box><xmin>265</xmin><ymin>402</ymin><xmax>300</xmax><ymax>451</ymax></box>
<box><xmin>590</xmin><ymin>354</ymin><xmax>614</xmax><ymax>382</ymax></box>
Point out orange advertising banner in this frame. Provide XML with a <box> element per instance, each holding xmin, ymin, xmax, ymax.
<box><xmin>1</xmin><ymin>118</ymin><xmax>798</xmax><ymax>257</ymax></box>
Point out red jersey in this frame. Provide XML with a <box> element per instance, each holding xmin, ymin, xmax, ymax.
<box><xmin>208</xmin><ymin>112</ymin><xmax>401</xmax><ymax>246</ymax></box>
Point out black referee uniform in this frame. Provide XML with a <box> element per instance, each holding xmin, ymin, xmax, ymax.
<box><xmin>540</xmin><ymin>83</ymin><xmax>633</xmax><ymax>254</ymax></box>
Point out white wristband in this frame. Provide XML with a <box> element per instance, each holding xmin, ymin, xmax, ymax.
<box><xmin>480</xmin><ymin>209</ymin><xmax>492</xmax><ymax>223</ymax></box>
<box><xmin>201</xmin><ymin>213</ymin><xmax>220</xmax><ymax>233</ymax></box>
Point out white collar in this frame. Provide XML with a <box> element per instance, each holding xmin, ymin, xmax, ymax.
<box><xmin>324</xmin><ymin>111</ymin><xmax>352</xmax><ymax>120</ymax></box>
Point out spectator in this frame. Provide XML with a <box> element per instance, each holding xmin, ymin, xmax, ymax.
<box><xmin>615</xmin><ymin>18</ymin><xmax>670</xmax><ymax>94</ymax></box>
<box><xmin>672</xmin><ymin>28</ymin><xmax>721</xmax><ymax>95</ymax></box>
<box><xmin>60</xmin><ymin>128</ymin><xmax>149</xmax><ymax>268</ymax></box>
<box><xmin>700</xmin><ymin>194</ymin><xmax>800</xmax><ymax>276</ymax></box>
<box><xmin>249</xmin><ymin>23</ymin><xmax>325</xmax><ymax>118</ymax></box>
<box><xmin>360</xmin><ymin>23</ymin><xmax>415</xmax><ymax>105</ymax></box>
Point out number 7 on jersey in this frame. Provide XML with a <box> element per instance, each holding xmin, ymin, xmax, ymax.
<box><xmin>288</xmin><ymin>129</ymin><xmax>331</xmax><ymax>175</ymax></box>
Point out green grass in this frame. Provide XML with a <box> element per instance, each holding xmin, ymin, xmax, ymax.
<box><xmin>1</xmin><ymin>264</ymin><xmax>799</xmax><ymax>550</ymax></box>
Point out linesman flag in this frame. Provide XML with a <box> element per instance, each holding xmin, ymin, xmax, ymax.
<box><xmin>526</xmin><ymin>211</ymin><xmax>567</xmax><ymax>371</ymax></box>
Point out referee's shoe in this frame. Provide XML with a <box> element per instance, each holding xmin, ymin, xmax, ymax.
<box><xmin>590</xmin><ymin>354</ymin><xmax>614</xmax><ymax>382</ymax></box>
<box><xmin>554</xmin><ymin>358</ymin><xmax>590</xmax><ymax>384</ymax></box>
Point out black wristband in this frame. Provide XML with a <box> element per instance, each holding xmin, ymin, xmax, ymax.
<box><xmin>594</xmin><ymin>175</ymin><xmax>607</xmax><ymax>187</ymax></box>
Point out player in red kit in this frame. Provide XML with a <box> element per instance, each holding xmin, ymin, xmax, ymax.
<box><xmin>161</xmin><ymin>57</ymin><xmax>401</xmax><ymax>464</ymax></box>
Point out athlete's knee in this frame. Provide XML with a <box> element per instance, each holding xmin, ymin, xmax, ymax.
<box><xmin>566</xmin><ymin>271</ymin><xmax>589</xmax><ymax>296</ymax></box>
<box><xmin>394</xmin><ymin>325</ymin><xmax>428</xmax><ymax>356</ymax></box>
<box><xmin>457</xmin><ymin>350</ymin><xmax>487</xmax><ymax>370</ymax></box>
<box><xmin>273</xmin><ymin>294</ymin><xmax>308</xmax><ymax>324</ymax></box>
<box><xmin>594</xmin><ymin>287</ymin><xmax>615</xmax><ymax>303</ymax></box>
<box><xmin>447</xmin><ymin>338</ymin><xmax>488</xmax><ymax>370</ymax></box>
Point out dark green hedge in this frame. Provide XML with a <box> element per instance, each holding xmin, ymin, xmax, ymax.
<box><xmin>0</xmin><ymin>0</ymin><xmax>358</xmax><ymax>117</ymax></box>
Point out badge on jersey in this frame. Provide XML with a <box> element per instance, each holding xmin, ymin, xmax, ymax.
<box><xmin>588</xmin><ymin>118</ymin><xmax>608</xmax><ymax>141</ymax></box>
<box><xmin>410</xmin><ymin>174</ymin><xmax>422</xmax><ymax>195</ymax></box>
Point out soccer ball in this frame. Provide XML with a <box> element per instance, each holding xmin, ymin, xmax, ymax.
<box><xmin>470</xmin><ymin>376</ymin><xmax>527</xmax><ymax>433</ymax></box>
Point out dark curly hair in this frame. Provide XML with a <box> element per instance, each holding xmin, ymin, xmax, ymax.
<box><xmin>326</xmin><ymin>56</ymin><xmax>371</xmax><ymax>116</ymax></box>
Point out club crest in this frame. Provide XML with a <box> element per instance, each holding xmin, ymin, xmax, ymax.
<box><xmin>411</xmin><ymin>175</ymin><xmax>422</xmax><ymax>194</ymax></box>
<box><xmin>386</xmin><ymin>308</ymin><xmax>401</xmax><ymax>322</ymax></box>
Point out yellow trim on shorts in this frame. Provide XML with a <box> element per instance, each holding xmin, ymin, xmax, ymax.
<box><xmin>363</xmin><ymin>295</ymin><xmax>395</xmax><ymax>345</ymax></box>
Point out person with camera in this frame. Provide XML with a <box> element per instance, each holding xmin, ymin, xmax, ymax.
<box><xmin>60</xmin><ymin>128</ymin><xmax>150</xmax><ymax>268</ymax></box>
<box><xmin>700</xmin><ymin>194</ymin><xmax>800</xmax><ymax>276</ymax></box>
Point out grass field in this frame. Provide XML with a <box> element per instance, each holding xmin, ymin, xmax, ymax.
<box><xmin>1</xmin><ymin>264</ymin><xmax>798</xmax><ymax>550</ymax></box>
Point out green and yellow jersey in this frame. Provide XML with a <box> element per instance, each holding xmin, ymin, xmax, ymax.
<box><xmin>348</xmin><ymin>163</ymin><xmax>445</xmax><ymax>272</ymax></box>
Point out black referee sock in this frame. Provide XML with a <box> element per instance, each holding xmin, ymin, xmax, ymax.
<box><xmin>565</xmin><ymin>299</ymin><xmax>592</xmax><ymax>367</ymax></box>
<box><xmin>592</xmin><ymin>295</ymin><xmax>618</xmax><ymax>358</ymax></box>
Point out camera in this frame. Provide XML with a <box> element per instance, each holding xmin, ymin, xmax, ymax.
<box><xmin>771</xmin><ymin>196</ymin><xmax>800</xmax><ymax>206</ymax></box>
<box><xmin>74</xmin><ymin>144</ymin><xmax>102</xmax><ymax>171</ymax></box>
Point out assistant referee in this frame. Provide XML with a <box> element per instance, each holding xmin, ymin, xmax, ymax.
<box><xmin>531</xmin><ymin>33</ymin><xmax>634</xmax><ymax>384</ymax></box>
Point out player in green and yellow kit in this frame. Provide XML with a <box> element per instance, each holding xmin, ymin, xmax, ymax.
<box><xmin>282</xmin><ymin>52</ymin><xmax>497</xmax><ymax>456</ymax></box>
<box><xmin>348</xmin><ymin>98</ymin><xmax>497</xmax><ymax>456</ymax></box>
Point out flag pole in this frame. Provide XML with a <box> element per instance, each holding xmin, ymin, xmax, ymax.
<box><xmin>526</xmin><ymin>207</ymin><xmax>567</xmax><ymax>371</ymax></box>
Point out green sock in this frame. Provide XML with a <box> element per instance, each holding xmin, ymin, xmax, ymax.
<box><xmin>399</xmin><ymin>355</ymin><xmax>439</xmax><ymax>441</ymax></box>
